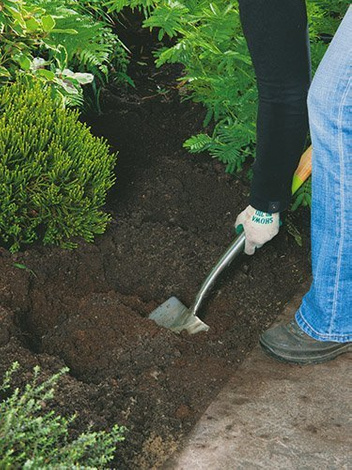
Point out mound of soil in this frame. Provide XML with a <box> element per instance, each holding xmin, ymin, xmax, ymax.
<box><xmin>0</xmin><ymin>15</ymin><xmax>311</xmax><ymax>469</ymax></box>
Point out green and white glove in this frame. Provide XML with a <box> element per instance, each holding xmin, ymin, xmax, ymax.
<box><xmin>235</xmin><ymin>205</ymin><xmax>280</xmax><ymax>255</ymax></box>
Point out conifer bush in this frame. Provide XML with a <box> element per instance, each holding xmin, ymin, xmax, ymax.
<box><xmin>0</xmin><ymin>362</ymin><xmax>125</xmax><ymax>468</ymax></box>
<box><xmin>0</xmin><ymin>78</ymin><xmax>117</xmax><ymax>252</ymax></box>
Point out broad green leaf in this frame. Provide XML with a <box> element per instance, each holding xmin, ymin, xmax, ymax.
<box><xmin>13</xmin><ymin>262</ymin><xmax>28</xmax><ymax>270</ymax></box>
<box><xmin>51</xmin><ymin>28</ymin><xmax>78</xmax><ymax>35</ymax></box>
<box><xmin>70</xmin><ymin>72</ymin><xmax>94</xmax><ymax>85</ymax></box>
<box><xmin>25</xmin><ymin>17</ymin><xmax>41</xmax><ymax>32</ymax></box>
<box><xmin>41</xmin><ymin>14</ymin><xmax>56</xmax><ymax>32</ymax></box>
<box><xmin>54</xmin><ymin>45</ymin><xmax>68</xmax><ymax>70</ymax></box>
<box><xmin>54</xmin><ymin>77</ymin><xmax>79</xmax><ymax>94</ymax></box>
<box><xmin>14</xmin><ymin>54</ymin><xmax>31</xmax><ymax>71</ymax></box>
<box><xmin>36</xmin><ymin>69</ymin><xmax>55</xmax><ymax>80</ymax></box>
<box><xmin>6</xmin><ymin>6</ymin><xmax>26</xmax><ymax>28</ymax></box>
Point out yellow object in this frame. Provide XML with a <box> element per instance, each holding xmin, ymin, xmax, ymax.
<box><xmin>292</xmin><ymin>145</ymin><xmax>312</xmax><ymax>194</ymax></box>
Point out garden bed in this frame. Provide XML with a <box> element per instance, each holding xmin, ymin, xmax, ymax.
<box><xmin>0</xmin><ymin>24</ymin><xmax>311</xmax><ymax>469</ymax></box>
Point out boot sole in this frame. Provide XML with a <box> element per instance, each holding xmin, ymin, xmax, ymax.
<box><xmin>259</xmin><ymin>340</ymin><xmax>352</xmax><ymax>365</ymax></box>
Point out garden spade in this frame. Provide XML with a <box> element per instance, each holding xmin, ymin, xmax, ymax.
<box><xmin>149</xmin><ymin>145</ymin><xmax>312</xmax><ymax>334</ymax></box>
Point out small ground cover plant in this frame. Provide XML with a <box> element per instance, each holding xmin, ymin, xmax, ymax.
<box><xmin>0</xmin><ymin>77</ymin><xmax>117</xmax><ymax>252</ymax></box>
<box><xmin>0</xmin><ymin>362</ymin><xmax>125</xmax><ymax>468</ymax></box>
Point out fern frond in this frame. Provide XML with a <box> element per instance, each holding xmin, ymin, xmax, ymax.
<box><xmin>183</xmin><ymin>133</ymin><xmax>213</xmax><ymax>153</ymax></box>
<box><xmin>103</xmin><ymin>0</ymin><xmax>158</xmax><ymax>14</ymax></box>
<box><xmin>143</xmin><ymin>3</ymin><xmax>190</xmax><ymax>40</ymax></box>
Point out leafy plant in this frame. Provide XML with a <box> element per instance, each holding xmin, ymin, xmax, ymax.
<box><xmin>0</xmin><ymin>77</ymin><xmax>117</xmax><ymax>252</ymax></box>
<box><xmin>0</xmin><ymin>362</ymin><xmax>125</xmax><ymax>468</ymax></box>
<box><xmin>140</xmin><ymin>0</ymin><xmax>259</xmax><ymax>173</ymax></box>
<box><xmin>13</xmin><ymin>262</ymin><xmax>37</xmax><ymax>277</ymax></box>
<box><xmin>103</xmin><ymin>0</ymin><xmax>159</xmax><ymax>15</ymax></box>
<box><xmin>285</xmin><ymin>215</ymin><xmax>304</xmax><ymax>247</ymax></box>
<box><xmin>291</xmin><ymin>178</ymin><xmax>312</xmax><ymax>211</ymax></box>
<box><xmin>117</xmin><ymin>0</ymin><xmax>348</xmax><ymax>208</ymax></box>
<box><xmin>0</xmin><ymin>0</ymin><xmax>131</xmax><ymax>108</ymax></box>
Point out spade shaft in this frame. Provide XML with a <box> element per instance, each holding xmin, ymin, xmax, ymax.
<box><xmin>190</xmin><ymin>231</ymin><xmax>245</xmax><ymax>319</ymax></box>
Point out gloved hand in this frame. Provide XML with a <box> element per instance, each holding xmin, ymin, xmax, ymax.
<box><xmin>235</xmin><ymin>205</ymin><xmax>280</xmax><ymax>255</ymax></box>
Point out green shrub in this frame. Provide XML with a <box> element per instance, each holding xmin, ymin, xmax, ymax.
<box><xmin>0</xmin><ymin>77</ymin><xmax>117</xmax><ymax>252</ymax></box>
<box><xmin>0</xmin><ymin>362</ymin><xmax>125</xmax><ymax>468</ymax></box>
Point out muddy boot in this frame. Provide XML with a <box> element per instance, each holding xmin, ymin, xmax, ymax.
<box><xmin>260</xmin><ymin>319</ymin><xmax>352</xmax><ymax>365</ymax></box>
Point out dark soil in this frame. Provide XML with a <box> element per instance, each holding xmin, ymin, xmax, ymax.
<box><xmin>0</xmin><ymin>14</ymin><xmax>312</xmax><ymax>469</ymax></box>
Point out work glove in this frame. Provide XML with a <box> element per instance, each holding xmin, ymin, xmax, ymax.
<box><xmin>235</xmin><ymin>205</ymin><xmax>280</xmax><ymax>255</ymax></box>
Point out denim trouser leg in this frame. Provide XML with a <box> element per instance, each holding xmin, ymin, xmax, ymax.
<box><xmin>296</xmin><ymin>6</ymin><xmax>352</xmax><ymax>342</ymax></box>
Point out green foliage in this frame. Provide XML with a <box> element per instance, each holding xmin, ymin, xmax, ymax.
<box><xmin>0</xmin><ymin>362</ymin><xmax>125</xmax><ymax>468</ymax></box>
<box><xmin>0</xmin><ymin>0</ymin><xmax>131</xmax><ymax>108</ymax></box>
<box><xmin>143</xmin><ymin>2</ymin><xmax>189</xmax><ymax>40</ymax></box>
<box><xmin>33</xmin><ymin>0</ymin><xmax>126</xmax><ymax>75</ymax></box>
<box><xmin>142</xmin><ymin>0</ymin><xmax>259</xmax><ymax>173</ymax></box>
<box><xmin>0</xmin><ymin>77</ymin><xmax>117</xmax><ymax>252</ymax></box>
<box><xmin>285</xmin><ymin>215</ymin><xmax>303</xmax><ymax>247</ymax></box>
<box><xmin>291</xmin><ymin>178</ymin><xmax>312</xmax><ymax>211</ymax></box>
<box><xmin>307</xmin><ymin>0</ymin><xmax>350</xmax><ymax>73</ymax></box>
<box><xmin>103</xmin><ymin>0</ymin><xmax>159</xmax><ymax>14</ymax></box>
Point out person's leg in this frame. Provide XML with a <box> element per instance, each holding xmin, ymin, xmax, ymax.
<box><xmin>296</xmin><ymin>5</ymin><xmax>352</xmax><ymax>342</ymax></box>
<box><xmin>260</xmin><ymin>6</ymin><xmax>352</xmax><ymax>364</ymax></box>
<box><xmin>237</xmin><ymin>0</ymin><xmax>311</xmax><ymax>213</ymax></box>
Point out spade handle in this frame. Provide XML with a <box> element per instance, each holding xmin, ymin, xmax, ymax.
<box><xmin>190</xmin><ymin>231</ymin><xmax>246</xmax><ymax>318</ymax></box>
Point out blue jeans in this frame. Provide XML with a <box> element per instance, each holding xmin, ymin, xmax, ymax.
<box><xmin>296</xmin><ymin>6</ymin><xmax>352</xmax><ymax>342</ymax></box>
